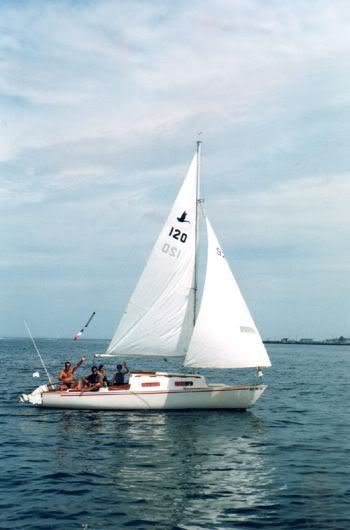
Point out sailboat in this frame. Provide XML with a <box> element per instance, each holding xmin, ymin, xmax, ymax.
<box><xmin>20</xmin><ymin>142</ymin><xmax>271</xmax><ymax>410</ymax></box>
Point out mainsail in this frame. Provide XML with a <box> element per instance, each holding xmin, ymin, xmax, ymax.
<box><xmin>184</xmin><ymin>217</ymin><xmax>271</xmax><ymax>369</ymax></box>
<box><xmin>107</xmin><ymin>154</ymin><xmax>198</xmax><ymax>357</ymax></box>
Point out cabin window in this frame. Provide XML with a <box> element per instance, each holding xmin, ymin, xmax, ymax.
<box><xmin>141</xmin><ymin>382</ymin><xmax>160</xmax><ymax>387</ymax></box>
<box><xmin>175</xmin><ymin>381</ymin><xmax>193</xmax><ymax>387</ymax></box>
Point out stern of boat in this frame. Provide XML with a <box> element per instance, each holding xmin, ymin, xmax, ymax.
<box><xmin>19</xmin><ymin>384</ymin><xmax>50</xmax><ymax>406</ymax></box>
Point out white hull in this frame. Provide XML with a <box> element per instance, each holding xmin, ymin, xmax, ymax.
<box><xmin>20</xmin><ymin>373</ymin><xmax>267</xmax><ymax>410</ymax></box>
<box><xmin>41</xmin><ymin>385</ymin><xmax>266</xmax><ymax>410</ymax></box>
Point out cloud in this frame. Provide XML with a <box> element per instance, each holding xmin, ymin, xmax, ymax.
<box><xmin>214</xmin><ymin>171</ymin><xmax>350</xmax><ymax>257</ymax></box>
<box><xmin>1</xmin><ymin>0</ymin><xmax>350</xmax><ymax>338</ymax></box>
<box><xmin>209</xmin><ymin>170</ymin><xmax>350</xmax><ymax>338</ymax></box>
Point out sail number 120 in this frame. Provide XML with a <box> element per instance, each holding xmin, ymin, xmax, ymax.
<box><xmin>169</xmin><ymin>226</ymin><xmax>188</xmax><ymax>243</ymax></box>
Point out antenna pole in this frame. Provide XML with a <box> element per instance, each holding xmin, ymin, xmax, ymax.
<box><xmin>193</xmin><ymin>138</ymin><xmax>202</xmax><ymax>325</ymax></box>
<box><xmin>24</xmin><ymin>321</ymin><xmax>53</xmax><ymax>384</ymax></box>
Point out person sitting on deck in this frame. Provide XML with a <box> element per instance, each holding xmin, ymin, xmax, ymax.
<box><xmin>82</xmin><ymin>365</ymin><xmax>103</xmax><ymax>391</ymax></box>
<box><xmin>59</xmin><ymin>357</ymin><xmax>85</xmax><ymax>390</ymax></box>
<box><xmin>98</xmin><ymin>364</ymin><xmax>108</xmax><ymax>387</ymax></box>
<box><xmin>111</xmin><ymin>362</ymin><xmax>129</xmax><ymax>386</ymax></box>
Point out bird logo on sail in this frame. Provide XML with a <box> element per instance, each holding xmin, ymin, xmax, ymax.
<box><xmin>177</xmin><ymin>211</ymin><xmax>190</xmax><ymax>223</ymax></box>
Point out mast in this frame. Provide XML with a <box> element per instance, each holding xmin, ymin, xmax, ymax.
<box><xmin>193</xmin><ymin>139</ymin><xmax>202</xmax><ymax>326</ymax></box>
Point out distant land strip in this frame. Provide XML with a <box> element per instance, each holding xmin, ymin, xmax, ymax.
<box><xmin>264</xmin><ymin>337</ymin><xmax>350</xmax><ymax>346</ymax></box>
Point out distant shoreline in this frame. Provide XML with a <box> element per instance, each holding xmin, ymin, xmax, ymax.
<box><xmin>263</xmin><ymin>340</ymin><xmax>350</xmax><ymax>346</ymax></box>
<box><xmin>1</xmin><ymin>337</ymin><xmax>349</xmax><ymax>346</ymax></box>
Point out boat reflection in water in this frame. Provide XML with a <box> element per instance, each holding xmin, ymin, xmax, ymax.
<box><xmin>53</xmin><ymin>409</ymin><xmax>272</xmax><ymax>528</ymax></box>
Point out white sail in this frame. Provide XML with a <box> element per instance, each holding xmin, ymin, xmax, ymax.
<box><xmin>184</xmin><ymin>217</ymin><xmax>271</xmax><ymax>369</ymax></box>
<box><xmin>107</xmin><ymin>154</ymin><xmax>198</xmax><ymax>357</ymax></box>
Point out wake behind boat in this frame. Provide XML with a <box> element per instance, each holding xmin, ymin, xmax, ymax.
<box><xmin>20</xmin><ymin>142</ymin><xmax>271</xmax><ymax>410</ymax></box>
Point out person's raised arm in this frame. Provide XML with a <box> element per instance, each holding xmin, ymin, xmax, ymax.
<box><xmin>72</xmin><ymin>356</ymin><xmax>85</xmax><ymax>374</ymax></box>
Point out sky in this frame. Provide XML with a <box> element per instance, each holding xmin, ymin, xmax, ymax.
<box><xmin>1</xmin><ymin>0</ymin><xmax>350</xmax><ymax>340</ymax></box>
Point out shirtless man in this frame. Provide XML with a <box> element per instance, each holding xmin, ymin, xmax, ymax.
<box><xmin>58</xmin><ymin>356</ymin><xmax>85</xmax><ymax>389</ymax></box>
<box><xmin>98</xmin><ymin>364</ymin><xmax>108</xmax><ymax>387</ymax></box>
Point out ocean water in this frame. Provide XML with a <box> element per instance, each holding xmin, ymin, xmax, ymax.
<box><xmin>1</xmin><ymin>339</ymin><xmax>350</xmax><ymax>530</ymax></box>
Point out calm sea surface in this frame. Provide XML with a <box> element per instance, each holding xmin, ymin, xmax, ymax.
<box><xmin>1</xmin><ymin>339</ymin><xmax>350</xmax><ymax>530</ymax></box>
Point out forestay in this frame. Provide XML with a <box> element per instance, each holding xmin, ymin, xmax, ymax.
<box><xmin>184</xmin><ymin>217</ymin><xmax>271</xmax><ymax>369</ymax></box>
<box><xmin>107</xmin><ymin>154</ymin><xmax>198</xmax><ymax>357</ymax></box>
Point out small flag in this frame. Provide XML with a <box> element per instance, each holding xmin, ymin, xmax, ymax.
<box><xmin>33</xmin><ymin>371</ymin><xmax>40</xmax><ymax>378</ymax></box>
<box><xmin>73</xmin><ymin>312</ymin><xmax>96</xmax><ymax>340</ymax></box>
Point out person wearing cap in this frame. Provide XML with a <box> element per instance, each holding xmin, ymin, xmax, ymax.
<box><xmin>58</xmin><ymin>356</ymin><xmax>85</xmax><ymax>390</ymax></box>
<box><xmin>112</xmin><ymin>362</ymin><xmax>129</xmax><ymax>386</ymax></box>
